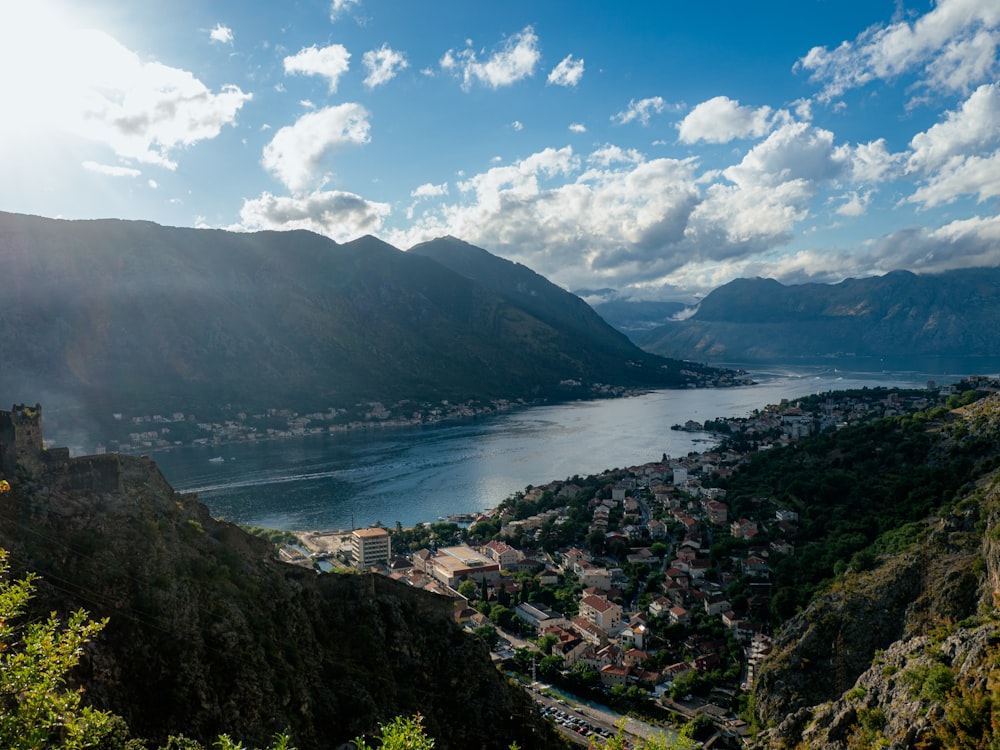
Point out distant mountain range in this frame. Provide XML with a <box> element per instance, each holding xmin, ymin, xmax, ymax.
<box><xmin>633</xmin><ymin>268</ymin><xmax>1000</xmax><ymax>363</ymax></box>
<box><xmin>0</xmin><ymin>212</ymin><xmax>727</xmax><ymax>441</ymax></box>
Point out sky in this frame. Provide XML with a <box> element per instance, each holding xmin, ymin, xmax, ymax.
<box><xmin>1</xmin><ymin>0</ymin><xmax>999</xmax><ymax>301</ymax></box>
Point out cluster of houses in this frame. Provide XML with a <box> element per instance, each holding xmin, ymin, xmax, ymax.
<box><xmin>343</xmin><ymin>381</ymin><xmax>1000</xmax><ymax>706</ymax></box>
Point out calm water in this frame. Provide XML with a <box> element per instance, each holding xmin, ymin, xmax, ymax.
<box><xmin>152</xmin><ymin>360</ymin><xmax>990</xmax><ymax>531</ymax></box>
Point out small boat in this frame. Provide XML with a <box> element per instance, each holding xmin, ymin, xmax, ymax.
<box><xmin>208</xmin><ymin>456</ymin><xmax>225</xmax><ymax>463</ymax></box>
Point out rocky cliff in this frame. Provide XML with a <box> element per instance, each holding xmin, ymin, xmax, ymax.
<box><xmin>752</xmin><ymin>394</ymin><xmax>1000</xmax><ymax>749</ymax></box>
<box><xmin>0</xmin><ymin>441</ymin><xmax>560</xmax><ymax>749</ymax></box>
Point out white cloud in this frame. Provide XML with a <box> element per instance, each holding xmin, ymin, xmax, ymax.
<box><xmin>82</xmin><ymin>161</ymin><xmax>141</xmax><ymax>178</ymax></box>
<box><xmin>239</xmin><ymin>189</ymin><xmax>391</xmax><ymax>241</ymax></box>
<box><xmin>148</xmin><ymin>179</ymin><xmax>158</xmax><ymax>189</ymax></box>
<box><xmin>907</xmin><ymin>150</ymin><xmax>1000</xmax><ymax>208</ymax></box>
<box><xmin>569</xmin><ymin>123</ymin><xmax>587</xmax><ymax>133</ymax></box>
<box><xmin>612</xmin><ymin>97</ymin><xmax>667</xmax><ymax>126</ymax></box>
<box><xmin>512</xmin><ymin>120</ymin><xmax>524</xmax><ymax>132</ymax></box>
<box><xmin>677</xmin><ymin>96</ymin><xmax>781</xmax><ymax>144</ymax></box>
<box><xmin>842</xmin><ymin>138</ymin><xmax>903</xmax><ymax>183</ymax></box>
<box><xmin>797</xmin><ymin>0</ymin><xmax>1000</xmax><ymax>99</ymax></box>
<box><xmin>0</xmin><ymin>16</ymin><xmax>251</xmax><ymax>170</ymax></box>
<box><xmin>907</xmin><ymin>83</ymin><xmax>1000</xmax><ymax>172</ymax></box>
<box><xmin>363</xmin><ymin>44</ymin><xmax>408</xmax><ymax>88</ymax></box>
<box><xmin>547</xmin><ymin>54</ymin><xmax>584</xmax><ymax>87</ymax></box>
<box><xmin>262</xmin><ymin>104</ymin><xmax>370</xmax><ymax>193</ymax></box>
<box><xmin>587</xmin><ymin>145</ymin><xmax>644</xmax><ymax>167</ymax></box>
<box><xmin>442</xmin><ymin>26</ymin><xmax>541</xmax><ymax>90</ymax></box>
<box><xmin>209</xmin><ymin>24</ymin><xmax>233</xmax><ymax>44</ymax></box>
<box><xmin>411</xmin><ymin>182</ymin><xmax>449</xmax><ymax>199</ymax></box>
<box><xmin>869</xmin><ymin>214</ymin><xmax>1000</xmax><ymax>273</ymax></box>
<box><xmin>330</xmin><ymin>0</ymin><xmax>360</xmax><ymax>22</ymax></box>
<box><xmin>390</xmin><ymin>118</ymin><xmax>866</xmax><ymax>293</ymax></box>
<box><xmin>723</xmin><ymin>122</ymin><xmax>846</xmax><ymax>189</ymax></box>
<box><xmin>284</xmin><ymin>44</ymin><xmax>351</xmax><ymax>92</ymax></box>
<box><xmin>835</xmin><ymin>190</ymin><xmax>872</xmax><ymax>216</ymax></box>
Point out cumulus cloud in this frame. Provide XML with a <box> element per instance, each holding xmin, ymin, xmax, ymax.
<box><xmin>547</xmin><ymin>54</ymin><xmax>584</xmax><ymax>87</ymax></box>
<box><xmin>835</xmin><ymin>190</ymin><xmax>872</xmax><ymax>216</ymax></box>
<box><xmin>284</xmin><ymin>44</ymin><xmax>351</xmax><ymax>92</ymax></box>
<box><xmin>841</xmin><ymin>138</ymin><xmax>903</xmax><ymax>183</ymax></box>
<box><xmin>569</xmin><ymin>123</ymin><xmax>587</xmax><ymax>133</ymax></box>
<box><xmin>902</xmin><ymin>83</ymin><xmax>1000</xmax><ymax>208</ymax></box>
<box><xmin>209</xmin><ymin>24</ymin><xmax>233</xmax><ymax>44</ymax></box>
<box><xmin>723</xmin><ymin>122</ymin><xmax>847</xmax><ymax>189</ymax></box>
<box><xmin>587</xmin><ymin>145</ymin><xmax>644</xmax><ymax>167</ymax></box>
<box><xmin>411</xmin><ymin>182</ymin><xmax>449</xmax><ymax>199</ymax></box>
<box><xmin>330</xmin><ymin>0</ymin><xmax>360</xmax><ymax>22</ymax></box>
<box><xmin>612</xmin><ymin>97</ymin><xmax>668</xmax><ymax>126</ymax></box>
<box><xmin>907</xmin><ymin>151</ymin><xmax>1000</xmax><ymax>208</ymax></box>
<box><xmin>677</xmin><ymin>96</ymin><xmax>781</xmax><ymax>144</ymax></box>
<box><xmin>869</xmin><ymin>214</ymin><xmax>1000</xmax><ymax>273</ymax></box>
<box><xmin>907</xmin><ymin>83</ymin><xmax>1000</xmax><ymax>172</ymax></box>
<box><xmin>389</xmin><ymin>116</ymin><xmax>869</xmax><ymax>294</ymax></box>
<box><xmin>82</xmin><ymin>161</ymin><xmax>141</xmax><ymax>177</ymax></box>
<box><xmin>239</xmin><ymin>190</ymin><xmax>390</xmax><ymax>241</ymax></box>
<box><xmin>512</xmin><ymin>120</ymin><xmax>524</xmax><ymax>131</ymax></box>
<box><xmin>363</xmin><ymin>44</ymin><xmax>408</xmax><ymax>88</ymax></box>
<box><xmin>0</xmin><ymin>20</ymin><xmax>251</xmax><ymax>169</ymax></box>
<box><xmin>441</xmin><ymin>26</ymin><xmax>540</xmax><ymax>90</ymax></box>
<box><xmin>797</xmin><ymin>0</ymin><xmax>1000</xmax><ymax>99</ymax></box>
<box><xmin>262</xmin><ymin>104</ymin><xmax>370</xmax><ymax>193</ymax></box>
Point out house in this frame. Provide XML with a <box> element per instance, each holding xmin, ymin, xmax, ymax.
<box><xmin>619</xmin><ymin>622</ymin><xmax>648</xmax><ymax>650</ymax></box>
<box><xmin>704</xmin><ymin>500</ymin><xmax>729</xmax><ymax>525</ymax></box>
<box><xmin>571</xmin><ymin>616</ymin><xmax>608</xmax><ymax>647</ymax></box>
<box><xmin>668</xmin><ymin>606</ymin><xmax>690</xmax><ymax>625</ymax></box>
<box><xmin>544</xmin><ymin>625</ymin><xmax>590</xmax><ymax>667</ymax></box>
<box><xmin>648</xmin><ymin>596</ymin><xmax>674</xmax><ymax>619</ymax></box>
<box><xmin>600</xmin><ymin>664</ymin><xmax>631</xmax><ymax>688</ymax></box>
<box><xmin>624</xmin><ymin>648</ymin><xmax>650</xmax><ymax>667</ymax></box>
<box><xmin>741</xmin><ymin>555</ymin><xmax>770</xmax><ymax>577</ymax></box>
<box><xmin>514</xmin><ymin>602</ymin><xmax>567</xmax><ymax>633</ymax></box>
<box><xmin>705</xmin><ymin>593</ymin><xmax>731</xmax><ymax>616</ymax></box>
<box><xmin>483</xmin><ymin>540</ymin><xmax>520</xmax><ymax>569</ymax></box>
<box><xmin>579</xmin><ymin>594</ymin><xmax>624</xmax><ymax>635</ymax></box>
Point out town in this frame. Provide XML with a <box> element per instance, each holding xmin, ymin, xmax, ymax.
<box><xmin>98</xmin><ymin>373</ymin><xmax>749</xmax><ymax>455</ymax></box>
<box><xmin>289</xmin><ymin>376</ymin><xmax>1000</xmax><ymax>747</ymax></box>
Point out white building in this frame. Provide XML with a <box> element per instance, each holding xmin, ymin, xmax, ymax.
<box><xmin>352</xmin><ymin>527</ymin><xmax>391</xmax><ymax>569</ymax></box>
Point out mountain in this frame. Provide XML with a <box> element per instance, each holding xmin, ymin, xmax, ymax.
<box><xmin>0</xmin><ymin>212</ymin><xmax>727</xmax><ymax>444</ymax></box>
<box><xmin>634</xmin><ymin>268</ymin><xmax>1000</xmax><ymax>363</ymax></box>
<box><xmin>409</xmin><ymin>235</ymin><xmax>707</xmax><ymax>375</ymax></box>
<box><xmin>748</xmin><ymin>392</ymin><xmax>1000</xmax><ymax>748</ymax></box>
<box><xmin>0</xmin><ymin>409</ymin><xmax>558</xmax><ymax>749</ymax></box>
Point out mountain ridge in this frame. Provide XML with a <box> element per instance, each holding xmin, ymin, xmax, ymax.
<box><xmin>0</xmin><ymin>211</ymin><xmax>731</xmax><ymax>447</ymax></box>
<box><xmin>632</xmin><ymin>267</ymin><xmax>1000</xmax><ymax>362</ymax></box>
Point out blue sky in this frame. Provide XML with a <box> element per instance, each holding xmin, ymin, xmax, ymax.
<box><xmin>1</xmin><ymin>0</ymin><xmax>999</xmax><ymax>300</ymax></box>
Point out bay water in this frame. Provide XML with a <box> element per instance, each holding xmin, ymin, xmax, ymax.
<box><xmin>152</xmin><ymin>359</ymin><xmax>991</xmax><ymax>531</ymax></box>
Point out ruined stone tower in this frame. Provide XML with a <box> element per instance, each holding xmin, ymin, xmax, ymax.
<box><xmin>0</xmin><ymin>403</ymin><xmax>46</xmax><ymax>478</ymax></box>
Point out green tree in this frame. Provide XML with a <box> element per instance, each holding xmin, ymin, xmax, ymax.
<box><xmin>0</xmin><ymin>551</ymin><xmax>119</xmax><ymax>750</ymax></box>
<box><xmin>457</xmin><ymin>579</ymin><xmax>478</xmax><ymax>600</ymax></box>
<box><xmin>354</xmin><ymin>715</ymin><xmax>435</xmax><ymax>750</ymax></box>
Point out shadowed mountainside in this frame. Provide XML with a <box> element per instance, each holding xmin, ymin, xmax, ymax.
<box><xmin>635</xmin><ymin>268</ymin><xmax>1000</xmax><ymax>363</ymax></box>
<box><xmin>0</xmin><ymin>211</ymin><xmax>726</xmax><ymax>441</ymax></box>
<box><xmin>0</xmin><ymin>441</ymin><xmax>560</xmax><ymax>749</ymax></box>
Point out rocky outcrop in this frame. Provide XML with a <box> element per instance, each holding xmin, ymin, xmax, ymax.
<box><xmin>752</xmin><ymin>395</ymin><xmax>1000</xmax><ymax>749</ymax></box>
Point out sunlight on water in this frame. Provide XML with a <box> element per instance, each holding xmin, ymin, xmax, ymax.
<box><xmin>154</xmin><ymin>364</ymin><xmax>969</xmax><ymax>530</ymax></box>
